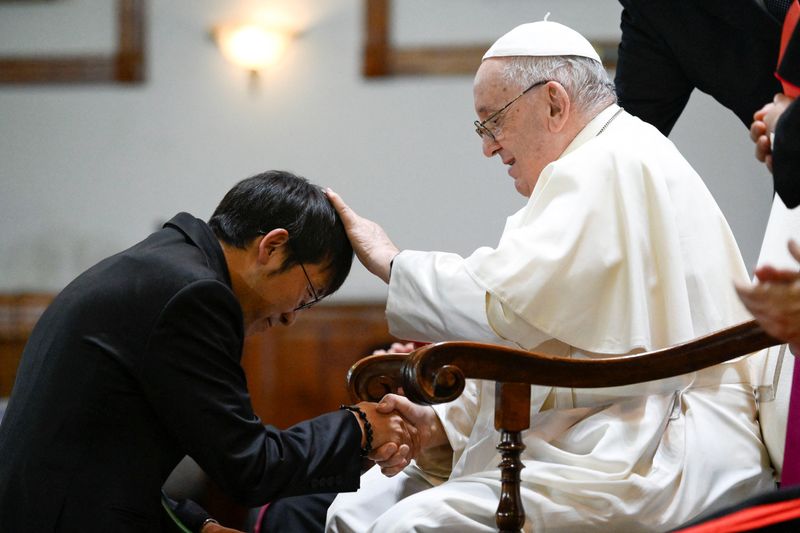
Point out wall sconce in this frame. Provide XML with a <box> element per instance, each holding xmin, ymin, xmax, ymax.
<box><xmin>212</xmin><ymin>22</ymin><xmax>296</xmax><ymax>81</ymax></box>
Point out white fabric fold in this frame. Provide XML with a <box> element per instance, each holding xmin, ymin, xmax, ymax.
<box><xmin>465</xmin><ymin>106</ymin><xmax>752</xmax><ymax>354</ymax></box>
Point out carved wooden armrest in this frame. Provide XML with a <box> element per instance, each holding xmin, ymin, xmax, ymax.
<box><xmin>348</xmin><ymin>353</ymin><xmax>408</xmax><ymax>403</ymax></box>
<box><xmin>400</xmin><ymin>319</ymin><xmax>779</xmax><ymax>403</ymax></box>
<box><xmin>345</xmin><ymin>320</ymin><xmax>781</xmax><ymax>532</ymax></box>
<box><xmin>349</xmin><ymin>320</ymin><xmax>778</xmax><ymax>404</ymax></box>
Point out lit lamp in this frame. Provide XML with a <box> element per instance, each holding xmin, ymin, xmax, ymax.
<box><xmin>214</xmin><ymin>23</ymin><xmax>292</xmax><ymax>79</ymax></box>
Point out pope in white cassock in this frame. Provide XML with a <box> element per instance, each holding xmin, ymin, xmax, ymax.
<box><xmin>324</xmin><ymin>19</ymin><xmax>774</xmax><ymax>532</ymax></box>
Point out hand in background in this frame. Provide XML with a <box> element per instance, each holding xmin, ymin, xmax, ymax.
<box><xmin>371</xmin><ymin>342</ymin><xmax>428</xmax><ymax>396</ymax></box>
<box><xmin>372</xmin><ymin>342</ymin><xmax>417</xmax><ymax>355</ymax></box>
<box><xmin>751</xmin><ymin>93</ymin><xmax>794</xmax><ymax>172</ymax></box>
<box><xmin>326</xmin><ymin>188</ymin><xmax>399</xmax><ymax>283</ymax></box>
<box><xmin>735</xmin><ymin>239</ymin><xmax>800</xmax><ymax>354</ymax></box>
<box><xmin>761</xmin><ymin>93</ymin><xmax>793</xmax><ymax>132</ymax></box>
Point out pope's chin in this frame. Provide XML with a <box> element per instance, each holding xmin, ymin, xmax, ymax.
<box><xmin>510</xmin><ymin>168</ymin><xmax>537</xmax><ymax>197</ymax></box>
<box><xmin>506</xmin><ymin>165</ymin><xmax>525</xmax><ymax>194</ymax></box>
<box><xmin>513</xmin><ymin>176</ymin><xmax>533</xmax><ymax>197</ymax></box>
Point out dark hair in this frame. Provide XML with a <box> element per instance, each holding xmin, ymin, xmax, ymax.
<box><xmin>208</xmin><ymin>170</ymin><xmax>353</xmax><ymax>296</ymax></box>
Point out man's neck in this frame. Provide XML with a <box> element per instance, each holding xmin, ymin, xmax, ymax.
<box><xmin>219</xmin><ymin>240</ymin><xmax>257</xmax><ymax>328</ymax></box>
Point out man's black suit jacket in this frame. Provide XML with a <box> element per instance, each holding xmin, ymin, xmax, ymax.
<box><xmin>616</xmin><ymin>0</ymin><xmax>800</xmax><ymax>206</ymax></box>
<box><xmin>773</xmin><ymin>14</ymin><xmax>800</xmax><ymax>207</ymax></box>
<box><xmin>615</xmin><ymin>0</ymin><xmax>783</xmax><ymax>135</ymax></box>
<box><xmin>0</xmin><ymin>213</ymin><xmax>363</xmax><ymax>532</ymax></box>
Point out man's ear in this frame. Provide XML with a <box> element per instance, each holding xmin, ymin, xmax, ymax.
<box><xmin>546</xmin><ymin>82</ymin><xmax>571</xmax><ymax>132</ymax></box>
<box><xmin>256</xmin><ymin>228</ymin><xmax>289</xmax><ymax>266</ymax></box>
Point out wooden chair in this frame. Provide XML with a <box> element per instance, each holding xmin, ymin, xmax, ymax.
<box><xmin>348</xmin><ymin>195</ymin><xmax>800</xmax><ymax>532</ymax></box>
<box><xmin>347</xmin><ymin>320</ymin><xmax>785</xmax><ymax>532</ymax></box>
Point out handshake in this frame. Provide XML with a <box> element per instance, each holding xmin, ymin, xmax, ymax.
<box><xmin>349</xmin><ymin>393</ymin><xmax>449</xmax><ymax>477</ymax></box>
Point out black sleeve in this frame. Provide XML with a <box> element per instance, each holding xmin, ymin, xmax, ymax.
<box><xmin>777</xmin><ymin>22</ymin><xmax>800</xmax><ymax>88</ymax></box>
<box><xmin>615</xmin><ymin>0</ymin><xmax>781</xmax><ymax>135</ymax></box>
<box><xmin>162</xmin><ymin>493</ymin><xmax>212</xmax><ymax>533</ymax></box>
<box><xmin>615</xmin><ymin>2</ymin><xmax>693</xmax><ymax>136</ymax></box>
<box><xmin>772</xmin><ymin>98</ymin><xmax>800</xmax><ymax>208</ymax></box>
<box><xmin>140</xmin><ymin>280</ymin><xmax>363</xmax><ymax>506</ymax></box>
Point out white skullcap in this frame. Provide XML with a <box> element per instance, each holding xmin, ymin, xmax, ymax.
<box><xmin>483</xmin><ymin>14</ymin><xmax>601</xmax><ymax>63</ymax></box>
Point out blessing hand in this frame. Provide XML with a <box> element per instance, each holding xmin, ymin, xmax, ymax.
<box><xmin>326</xmin><ymin>188</ymin><xmax>399</xmax><ymax>284</ymax></box>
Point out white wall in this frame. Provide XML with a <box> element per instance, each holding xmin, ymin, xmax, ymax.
<box><xmin>0</xmin><ymin>0</ymin><xmax>774</xmax><ymax>303</ymax></box>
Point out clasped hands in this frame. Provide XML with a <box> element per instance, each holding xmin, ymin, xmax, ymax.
<box><xmin>354</xmin><ymin>393</ymin><xmax>448</xmax><ymax>477</ymax></box>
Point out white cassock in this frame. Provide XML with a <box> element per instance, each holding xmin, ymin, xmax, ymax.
<box><xmin>326</xmin><ymin>105</ymin><xmax>775</xmax><ymax>532</ymax></box>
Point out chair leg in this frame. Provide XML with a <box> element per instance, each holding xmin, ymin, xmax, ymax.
<box><xmin>494</xmin><ymin>382</ymin><xmax>530</xmax><ymax>532</ymax></box>
<box><xmin>496</xmin><ymin>429</ymin><xmax>526</xmax><ymax>532</ymax></box>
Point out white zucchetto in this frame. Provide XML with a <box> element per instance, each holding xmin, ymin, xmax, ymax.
<box><xmin>483</xmin><ymin>16</ymin><xmax>602</xmax><ymax>63</ymax></box>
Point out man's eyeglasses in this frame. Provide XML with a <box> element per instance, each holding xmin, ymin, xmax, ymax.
<box><xmin>294</xmin><ymin>262</ymin><xmax>323</xmax><ymax>312</ymax></box>
<box><xmin>473</xmin><ymin>79</ymin><xmax>551</xmax><ymax>141</ymax></box>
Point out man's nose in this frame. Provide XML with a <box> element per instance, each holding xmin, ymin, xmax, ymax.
<box><xmin>481</xmin><ymin>135</ymin><xmax>500</xmax><ymax>158</ymax></box>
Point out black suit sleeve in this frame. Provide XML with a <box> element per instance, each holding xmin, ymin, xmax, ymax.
<box><xmin>615</xmin><ymin>0</ymin><xmax>782</xmax><ymax>136</ymax></box>
<box><xmin>773</xmin><ymin>98</ymin><xmax>800</xmax><ymax>208</ymax></box>
<box><xmin>615</xmin><ymin>2</ymin><xmax>694</xmax><ymax>136</ymax></box>
<box><xmin>778</xmin><ymin>19</ymin><xmax>800</xmax><ymax>86</ymax></box>
<box><xmin>139</xmin><ymin>280</ymin><xmax>363</xmax><ymax>506</ymax></box>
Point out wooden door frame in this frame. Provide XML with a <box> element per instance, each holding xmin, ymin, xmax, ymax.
<box><xmin>0</xmin><ymin>0</ymin><xmax>146</xmax><ymax>84</ymax></box>
<box><xmin>362</xmin><ymin>0</ymin><xmax>617</xmax><ymax>77</ymax></box>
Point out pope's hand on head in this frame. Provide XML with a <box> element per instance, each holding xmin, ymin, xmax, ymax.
<box><xmin>325</xmin><ymin>188</ymin><xmax>399</xmax><ymax>283</ymax></box>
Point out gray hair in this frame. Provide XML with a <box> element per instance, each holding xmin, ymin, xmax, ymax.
<box><xmin>502</xmin><ymin>55</ymin><xmax>616</xmax><ymax>116</ymax></box>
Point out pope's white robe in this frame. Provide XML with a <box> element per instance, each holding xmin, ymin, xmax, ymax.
<box><xmin>326</xmin><ymin>105</ymin><xmax>774</xmax><ymax>532</ymax></box>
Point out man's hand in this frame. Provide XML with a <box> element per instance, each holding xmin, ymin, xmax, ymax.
<box><xmin>202</xmin><ymin>522</ymin><xmax>246</xmax><ymax>533</ymax></box>
<box><xmin>761</xmin><ymin>93</ymin><xmax>792</xmax><ymax>132</ymax></box>
<box><xmin>750</xmin><ymin>115</ymin><xmax>773</xmax><ymax>171</ymax></box>
<box><xmin>373</xmin><ymin>394</ymin><xmax>450</xmax><ymax>476</ymax></box>
<box><xmin>352</xmin><ymin>401</ymin><xmax>417</xmax><ymax>473</ymax></box>
<box><xmin>750</xmin><ymin>93</ymin><xmax>794</xmax><ymax>172</ymax></box>
<box><xmin>326</xmin><ymin>188</ymin><xmax>399</xmax><ymax>283</ymax></box>
<box><xmin>735</xmin><ymin>239</ymin><xmax>800</xmax><ymax>354</ymax></box>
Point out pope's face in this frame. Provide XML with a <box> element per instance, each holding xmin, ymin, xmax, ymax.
<box><xmin>473</xmin><ymin>60</ymin><xmax>552</xmax><ymax>198</ymax></box>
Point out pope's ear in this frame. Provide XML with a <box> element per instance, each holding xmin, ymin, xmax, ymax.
<box><xmin>256</xmin><ymin>228</ymin><xmax>289</xmax><ymax>264</ymax></box>
<box><xmin>546</xmin><ymin>82</ymin><xmax>570</xmax><ymax>131</ymax></box>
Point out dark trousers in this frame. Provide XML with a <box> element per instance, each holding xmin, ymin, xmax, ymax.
<box><xmin>258</xmin><ymin>492</ymin><xmax>337</xmax><ymax>533</ymax></box>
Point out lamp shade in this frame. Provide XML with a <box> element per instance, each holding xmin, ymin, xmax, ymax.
<box><xmin>216</xmin><ymin>23</ymin><xmax>289</xmax><ymax>71</ymax></box>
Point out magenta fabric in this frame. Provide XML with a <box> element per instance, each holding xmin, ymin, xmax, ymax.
<box><xmin>781</xmin><ymin>359</ymin><xmax>800</xmax><ymax>486</ymax></box>
<box><xmin>253</xmin><ymin>503</ymin><xmax>270</xmax><ymax>533</ymax></box>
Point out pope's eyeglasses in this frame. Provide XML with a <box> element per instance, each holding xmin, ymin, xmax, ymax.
<box><xmin>473</xmin><ymin>79</ymin><xmax>551</xmax><ymax>141</ymax></box>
